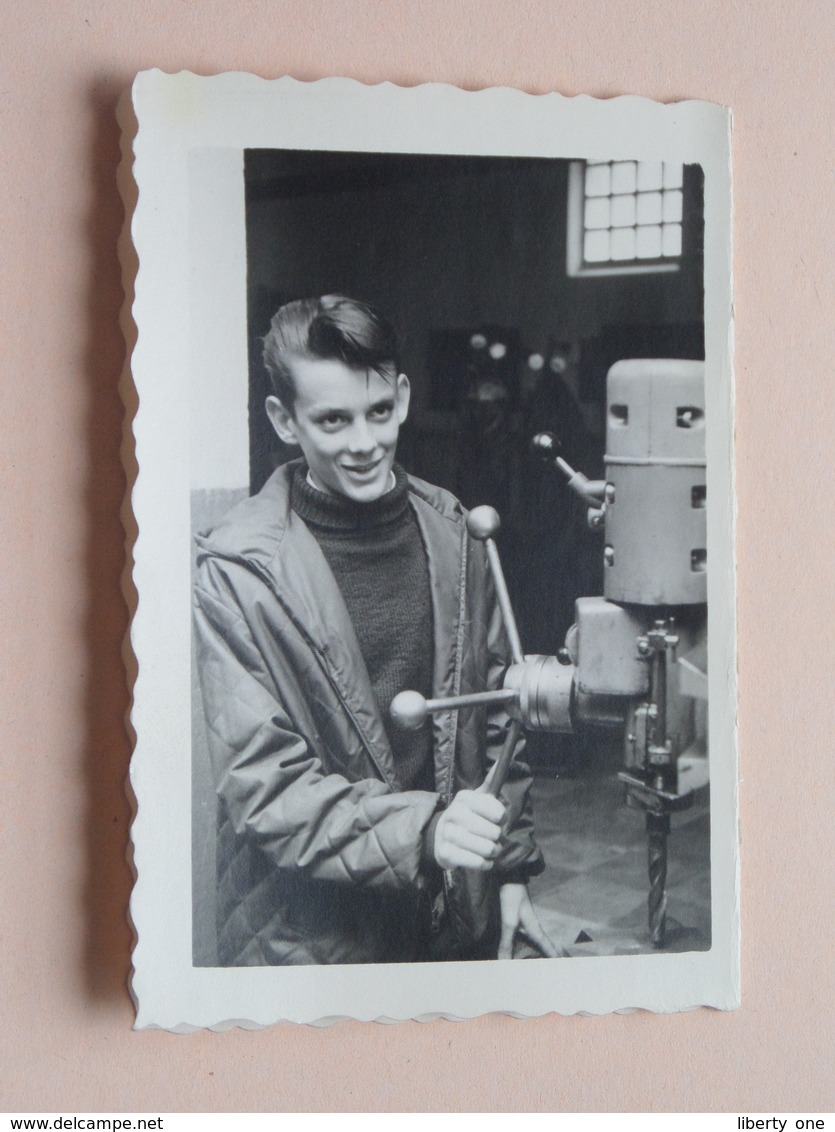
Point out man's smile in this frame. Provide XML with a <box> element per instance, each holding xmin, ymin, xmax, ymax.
<box><xmin>342</xmin><ymin>457</ymin><xmax>383</xmax><ymax>475</ymax></box>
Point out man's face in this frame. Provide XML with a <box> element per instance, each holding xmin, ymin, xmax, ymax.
<box><xmin>266</xmin><ymin>357</ymin><xmax>410</xmax><ymax>503</ymax></box>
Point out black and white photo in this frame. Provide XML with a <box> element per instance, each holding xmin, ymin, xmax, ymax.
<box><xmin>123</xmin><ymin>72</ymin><xmax>736</xmax><ymax>1028</ymax></box>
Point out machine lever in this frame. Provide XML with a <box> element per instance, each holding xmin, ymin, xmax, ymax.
<box><xmin>485</xmin><ymin>719</ymin><xmax>524</xmax><ymax>798</ymax></box>
<box><xmin>391</xmin><ymin>505</ymin><xmax>574</xmax><ymax>742</ymax></box>
<box><xmin>466</xmin><ymin>506</ymin><xmax>525</xmax><ymax>665</ymax></box>
<box><xmin>531</xmin><ymin>432</ymin><xmax>606</xmax><ymax>508</ymax></box>
<box><xmin>390</xmin><ymin>687</ymin><xmax>518</xmax><ymax>731</ymax></box>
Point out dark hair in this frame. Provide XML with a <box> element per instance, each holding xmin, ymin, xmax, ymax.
<box><xmin>262</xmin><ymin>295</ymin><xmax>400</xmax><ymax>413</ymax></box>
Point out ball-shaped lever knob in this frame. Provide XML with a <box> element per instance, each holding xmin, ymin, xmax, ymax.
<box><xmin>531</xmin><ymin>431</ymin><xmax>561</xmax><ymax>460</ymax></box>
<box><xmin>466</xmin><ymin>505</ymin><xmax>501</xmax><ymax>541</ymax></box>
<box><xmin>390</xmin><ymin>690</ymin><xmax>429</xmax><ymax>731</ymax></box>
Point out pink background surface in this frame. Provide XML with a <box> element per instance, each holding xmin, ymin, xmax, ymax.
<box><xmin>2</xmin><ymin>0</ymin><xmax>833</xmax><ymax>1113</ymax></box>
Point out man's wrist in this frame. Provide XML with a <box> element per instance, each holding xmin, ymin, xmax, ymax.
<box><xmin>421</xmin><ymin>810</ymin><xmax>443</xmax><ymax>870</ymax></box>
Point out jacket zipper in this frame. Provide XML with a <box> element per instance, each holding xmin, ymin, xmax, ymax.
<box><xmin>442</xmin><ymin>525</ymin><xmax>469</xmax><ymax>904</ymax></box>
<box><xmin>444</xmin><ymin>525</ymin><xmax>468</xmax><ymax>805</ymax></box>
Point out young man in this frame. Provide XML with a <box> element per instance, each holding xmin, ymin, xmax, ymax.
<box><xmin>194</xmin><ymin>294</ymin><xmax>556</xmax><ymax>965</ymax></box>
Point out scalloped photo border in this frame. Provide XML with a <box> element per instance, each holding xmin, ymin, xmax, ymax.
<box><xmin>119</xmin><ymin>71</ymin><xmax>736</xmax><ymax>1030</ymax></box>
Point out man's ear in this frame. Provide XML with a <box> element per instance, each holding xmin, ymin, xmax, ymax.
<box><xmin>395</xmin><ymin>373</ymin><xmax>411</xmax><ymax>425</ymax></box>
<box><xmin>265</xmin><ymin>396</ymin><xmax>298</xmax><ymax>445</ymax></box>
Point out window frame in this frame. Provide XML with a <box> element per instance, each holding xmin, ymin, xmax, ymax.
<box><xmin>566</xmin><ymin>160</ymin><xmax>683</xmax><ymax>278</ymax></box>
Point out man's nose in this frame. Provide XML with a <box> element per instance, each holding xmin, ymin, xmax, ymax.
<box><xmin>346</xmin><ymin>418</ymin><xmax>376</xmax><ymax>453</ymax></box>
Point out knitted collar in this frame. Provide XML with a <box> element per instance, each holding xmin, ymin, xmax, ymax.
<box><xmin>290</xmin><ymin>462</ymin><xmax>411</xmax><ymax>533</ymax></box>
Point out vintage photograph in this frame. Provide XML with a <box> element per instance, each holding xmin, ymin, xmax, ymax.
<box><xmin>126</xmin><ymin>73</ymin><xmax>735</xmax><ymax>1026</ymax></box>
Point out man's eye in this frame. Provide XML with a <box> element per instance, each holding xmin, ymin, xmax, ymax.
<box><xmin>318</xmin><ymin>415</ymin><xmax>346</xmax><ymax>430</ymax></box>
<box><xmin>369</xmin><ymin>405</ymin><xmax>393</xmax><ymax>421</ymax></box>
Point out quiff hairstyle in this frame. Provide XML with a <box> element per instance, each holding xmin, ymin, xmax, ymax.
<box><xmin>262</xmin><ymin>295</ymin><xmax>400</xmax><ymax>414</ymax></box>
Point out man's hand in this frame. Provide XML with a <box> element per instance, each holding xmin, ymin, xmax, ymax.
<box><xmin>498</xmin><ymin>883</ymin><xmax>567</xmax><ymax>959</ymax></box>
<box><xmin>433</xmin><ymin>789</ymin><xmax>505</xmax><ymax>871</ymax></box>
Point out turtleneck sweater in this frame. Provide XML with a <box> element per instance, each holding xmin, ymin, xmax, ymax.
<box><xmin>290</xmin><ymin>462</ymin><xmax>435</xmax><ymax>792</ymax></box>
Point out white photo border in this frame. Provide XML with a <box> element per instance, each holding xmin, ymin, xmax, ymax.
<box><xmin>121</xmin><ymin>71</ymin><xmax>737</xmax><ymax>1030</ymax></box>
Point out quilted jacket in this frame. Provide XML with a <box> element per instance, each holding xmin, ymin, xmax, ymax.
<box><xmin>193</xmin><ymin>460</ymin><xmax>544</xmax><ymax>965</ymax></box>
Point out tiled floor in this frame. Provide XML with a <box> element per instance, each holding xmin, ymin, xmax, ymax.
<box><xmin>527</xmin><ymin>766</ymin><xmax>711</xmax><ymax>957</ymax></box>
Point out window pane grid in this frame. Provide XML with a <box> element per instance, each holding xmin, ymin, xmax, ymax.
<box><xmin>580</xmin><ymin>160</ymin><xmax>684</xmax><ymax>267</ymax></box>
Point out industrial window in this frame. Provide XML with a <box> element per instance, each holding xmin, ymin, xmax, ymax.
<box><xmin>567</xmin><ymin>160</ymin><xmax>685</xmax><ymax>277</ymax></box>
